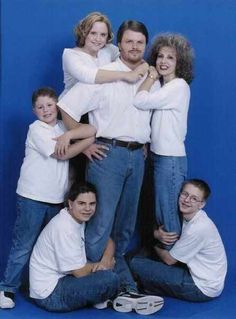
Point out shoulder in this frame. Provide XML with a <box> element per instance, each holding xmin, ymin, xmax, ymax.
<box><xmin>102</xmin><ymin>43</ymin><xmax>119</xmax><ymax>55</ymax></box>
<box><xmin>169</xmin><ymin>78</ymin><xmax>189</xmax><ymax>90</ymax></box>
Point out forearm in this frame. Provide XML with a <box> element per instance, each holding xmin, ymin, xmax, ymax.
<box><xmin>137</xmin><ymin>76</ymin><xmax>156</xmax><ymax>93</ymax></box>
<box><xmin>67</xmin><ymin>123</ymin><xmax>96</xmax><ymax>140</ymax></box>
<box><xmin>71</xmin><ymin>263</ymin><xmax>94</xmax><ymax>278</ymax></box>
<box><xmin>95</xmin><ymin>69</ymin><xmax>126</xmax><ymax>83</ymax></box>
<box><xmin>54</xmin><ymin>136</ymin><xmax>95</xmax><ymax>160</ymax></box>
<box><xmin>100</xmin><ymin>238</ymin><xmax>115</xmax><ymax>265</ymax></box>
<box><xmin>154</xmin><ymin>246</ymin><xmax>177</xmax><ymax>265</ymax></box>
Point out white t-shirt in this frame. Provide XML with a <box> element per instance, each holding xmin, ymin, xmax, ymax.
<box><xmin>60</xmin><ymin>43</ymin><xmax>119</xmax><ymax>98</ymax></box>
<box><xmin>30</xmin><ymin>208</ymin><xmax>87</xmax><ymax>299</ymax></box>
<box><xmin>133</xmin><ymin>78</ymin><xmax>190</xmax><ymax>156</ymax></box>
<box><xmin>16</xmin><ymin>120</ymin><xmax>69</xmax><ymax>204</ymax></box>
<box><xmin>58</xmin><ymin>58</ymin><xmax>151</xmax><ymax>144</ymax></box>
<box><xmin>170</xmin><ymin>210</ymin><xmax>227</xmax><ymax>297</ymax></box>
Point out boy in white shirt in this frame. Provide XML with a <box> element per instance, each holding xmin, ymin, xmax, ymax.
<box><xmin>0</xmin><ymin>87</ymin><xmax>96</xmax><ymax>309</ymax></box>
<box><xmin>130</xmin><ymin>179</ymin><xmax>227</xmax><ymax>301</ymax></box>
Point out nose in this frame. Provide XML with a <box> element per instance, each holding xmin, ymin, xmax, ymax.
<box><xmin>94</xmin><ymin>34</ymin><xmax>102</xmax><ymax>42</ymax></box>
<box><xmin>85</xmin><ymin>204</ymin><xmax>91</xmax><ymax>211</ymax></box>
<box><xmin>183</xmin><ymin>194</ymin><xmax>191</xmax><ymax>202</ymax></box>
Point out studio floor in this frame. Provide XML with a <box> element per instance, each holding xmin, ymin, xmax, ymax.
<box><xmin>1</xmin><ymin>270</ymin><xmax>235</xmax><ymax>319</ymax></box>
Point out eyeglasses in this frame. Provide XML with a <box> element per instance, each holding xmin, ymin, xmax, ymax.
<box><xmin>179</xmin><ymin>191</ymin><xmax>203</xmax><ymax>204</ymax></box>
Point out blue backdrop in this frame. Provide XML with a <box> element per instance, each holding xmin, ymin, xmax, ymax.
<box><xmin>1</xmin><ymin>0</ymin><xmax>236</xmax><ymax>278</ymax></box>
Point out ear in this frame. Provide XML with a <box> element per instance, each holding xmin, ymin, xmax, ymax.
<box><xmin>68</xmin><ymin>200</ymin><xmax>73</xmax><ymax>210</ymax></box>
<box><xmin>118</xmin><ymin>42</ymin><xmax>121</xmax><ymax>51</ymax></box>
<box><xmin>199</xmin><ymin>200</ymin><xmax>206</xmax><ymax>210</ymax></box>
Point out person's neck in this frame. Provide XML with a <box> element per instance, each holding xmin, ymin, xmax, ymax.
<box><xmin>183</xmin><ymin>209</ymin><xmax>200</xmax><ymax>222</ymax></box>
<box><xmin>120</xmin><ymin>57</ymin><xmax>142</xmax><ymax>70</ymax></box>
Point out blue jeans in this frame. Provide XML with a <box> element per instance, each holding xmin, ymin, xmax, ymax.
<box><xmin>85</xmin><ymin>144</ymin><xmax>145</xmax><ymax>259</ymax></box>
<box><xmin>34</xmin><ymin>270</ymin><xmax>120</xmax><ymax>312</ymax></box>
<box><xmin>0</xmin><ymin>195</ymin><xmax>62</xmax><ymax>293</ymax></box>
<box><xmin>85</xmin><ymin>143</ymin><xmax>145</xmax><ymax>291</ymax></box>
<box><xmin>130</xmin><ymin>256</ymin><xmax>213</xmax><ymax>302</ymax></box>
<box><xmin>152</xmin><ymin>154</ymin><xmax>187</xmax><ymax>248</ymax></box>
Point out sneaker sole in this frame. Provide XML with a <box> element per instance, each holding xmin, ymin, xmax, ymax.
<box><xmin>113</xmin><ymin>295</ymin><xmax>164</xmax><ymax>315</ymax></box>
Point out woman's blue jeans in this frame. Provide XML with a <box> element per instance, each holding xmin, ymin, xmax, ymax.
<box><xmin>151</xmin><ymin>153</ymin><xmax>187</xmax><ymax>248</ymax></box>
<box><xmin>34</xmin><ymin>270</ymin><xmax>120</xmax><ymax>312</ymax></box>
<box><xmin>0</xmin><ymin>195</ymin><xmax>62</xmax><ymax>293</ymax></box>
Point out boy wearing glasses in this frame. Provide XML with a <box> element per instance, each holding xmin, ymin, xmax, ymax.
<box><xmin>130</xmin><ymin>179</ymin><xmax>227</xmax><ymax>302</ymax></box>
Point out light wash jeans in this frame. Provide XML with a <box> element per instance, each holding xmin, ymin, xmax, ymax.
<box><xmin>85</xmin><ymin>142</ymin><xmax>145</xmax><ymax>292</ymax></box>
<box><xmin>130</xmin><ymin>255</ymin><xmax>213</xmax><ymax>302</ymax></box>
<box><xmin>34</xmin><ymin>270</ymin><xmax>120</xmax><ymax>312</ymax></box>
<box><xmin>152</xmin><ymin>153</ymin><xmax>187</xmax><ymax>249</ymax></box>
<box><xmin>0</xmin><ymin>195</ymin><xmax>61</xmax><ymax>293</ymax></box>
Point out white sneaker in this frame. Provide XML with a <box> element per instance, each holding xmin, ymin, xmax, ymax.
<box><xmin>113</xmin><ymin>291</ymin><xmax>164</xmax><ymax>315</ymax></box>
<box><xmin>93</xmin><ymin>299</ymin><xmax>112</xmax><ymax>309</ymax></box>
<box><xmin>0</xmin><ymin>291</ymin><xmax>15</xmax><ymax>309</ymax></box>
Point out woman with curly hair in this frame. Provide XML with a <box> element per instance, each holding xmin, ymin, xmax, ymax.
<box><xmin>133</xmin><ymin>33</ymin><xmax>194</xmax><ymax>250</ymax></box>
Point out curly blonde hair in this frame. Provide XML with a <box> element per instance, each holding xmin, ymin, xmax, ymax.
<box><xmin>148</xmin><ymin>33</ymin><xmax>194</xmax><ymax>84</ymax></box>
<box><xmin>74</xmin><ymin>12</ymin><xmax>113</xmax><ymax>47</ymax></box>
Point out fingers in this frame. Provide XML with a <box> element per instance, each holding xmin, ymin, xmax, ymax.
<box><xmin>84</xmin><ymin>144</ymin><xmax>109</xmax><ymax>161</ymax></box>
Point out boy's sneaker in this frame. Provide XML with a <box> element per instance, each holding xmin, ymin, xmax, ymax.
<box><xmin>0</xmin><ymin>291</ymin><xmax>15</xmax><ymax>309</ymax></box>
<box><xmin>93</xmin><ymin>299</ymin><xmax>113</xmax><ymax>309</ymax></box>
<box><xmin>113</xmin><ymin>291</ymin><xmax>164</xmax><ymax>315</ymax></box>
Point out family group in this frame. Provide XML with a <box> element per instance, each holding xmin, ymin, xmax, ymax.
<box><xmin>0</xmin><ymin>11</ymin><xmax>227</xmax><ymax>316</ymax></box>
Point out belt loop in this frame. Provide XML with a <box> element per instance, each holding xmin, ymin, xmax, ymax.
<box><xmin>111</xmin><ymin>138</ymin><xmax>116</xmax><ymax>147</ymax></box>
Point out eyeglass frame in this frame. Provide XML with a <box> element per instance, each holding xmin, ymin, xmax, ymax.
<box><xmin>179</xmin><ymin>191</ymin><xmax>204</xmax><ymax>204</ymax></box>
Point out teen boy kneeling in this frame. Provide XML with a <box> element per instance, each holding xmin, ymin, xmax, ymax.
<box><xmin>130</xmin><ymin>179</ymin><xmax>227</xmax><ymax>302</ymax></box>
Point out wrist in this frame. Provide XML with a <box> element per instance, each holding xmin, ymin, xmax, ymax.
<box><xmin>147</xmin><ymin>73</ymin><xmax>156</xmax><ymax>81</ymax></box>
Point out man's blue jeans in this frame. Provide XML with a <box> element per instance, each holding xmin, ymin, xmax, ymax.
<box><xmin>0</xmin><ymin>195</ymin><xmax>61</xmax><ymax>293</ymax></box>
<box><xmin>130</xmin><ymin>256</ymin><xmax>213</xmax><ymax>302</ymax></box>
<box><xmin>86</xmin><ymin>144</ymin><xmax>145</xmax><ymax>259</ymax></box>
<box><xmin>34</xmin><ymin>270</ymin><xmax>120</xmax><ymax>312</ymax></box>
<box><xmin>85</xmin><ymin>143</ymin><xmax>145</xmax><ymax>291</ymax></box>
<box><xmin>152</xmin><ymin>153</ymin><xmax>187</xmax><ymax>248</ymax></box>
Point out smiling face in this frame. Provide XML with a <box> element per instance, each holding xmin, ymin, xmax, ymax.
<box><xmin>118</xmin><ymin>30</ymin><xmax>146</xmax><ymax>68</ymax></box>
<box><xmin>179</xmin><ymin>184</ymin><xmax>206</xmax><ymax>221</ymax></box>
<box><xmin>68</xmin><ymin>192</ymin><xmax>96</xmax><ymax>224</ymax></box>
<box><xmin>33</xmin><ymin>95</ymin><xmax>58</xmax><ymax>126</ymax></box>
<box><xmin>156</xmin><ymin>46</ymin><xmax>177</xmax><ymax>83</ymax></box>
<box><xmin>83</xmin><ymin>21</ymin><xmax>108</xmax><ymax>57</ymax></box>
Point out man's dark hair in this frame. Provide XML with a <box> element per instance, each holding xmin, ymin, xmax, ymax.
<box><xmin>117</xmin><ymin>20</ymin><xmax>149</xmax><ymax>44</ymax></box>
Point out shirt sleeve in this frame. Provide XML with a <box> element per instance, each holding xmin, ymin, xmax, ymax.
<box><xmin>62</xmin><ymin>49</ymin><xmax>97</xmax><ymax>84</ymax></box>
<box><xmin>133</xmin><ymin>79</ymin><xmax>190</xmax><ymax>111</ymax></box>
<box><xmin>27</xmin><ymin>124</ymin><xmax>56</xmax><ymax>157</ymax></box>
<box><xmin>107</xmin><ymin>44</ymin><xmax>120</xmax><ymax>61</ymax></box>
<box><xmin>169</xmin><ymin>224</ymin><xmax>206</xmax><ymax>264</ymax></box>
<box><xmin>57</xmin><ymin>82</ymin><xmax>101</xmax><ymax>122</ymax></box>
<box><xmin>53</xmin><ymin>225</ymin><xmax>87</xmax><ymax>273</ymax></box>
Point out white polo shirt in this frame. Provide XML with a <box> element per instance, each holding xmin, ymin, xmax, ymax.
<box><xmin>60</xmin><ymin>44</ymin><xmax>119</xmax><ymax>98</ymax></box>
<box><xmin>30</xmin><ymin>208</ymin><xmax>86</xmax><ymax>299</ymax></box>
<box><xmin>16</xmin><ymin>120</ymin><xmax>69</xmax><ymax>204</ymax></box>
<box><xmin>133</xmin><ymin>78</ymin><xmax>190</xmax><ymax>156</ymax></box>
<box><xmin>170</xmin><ymin>210</ymin><xmax>227</xmax><ymax>297</ymax></box>
<box><xmin>58</xmin><ymin>58</ymin><xmax>151</xmax><ymax>144</ymax></box>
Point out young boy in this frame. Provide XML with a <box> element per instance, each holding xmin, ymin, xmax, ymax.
<box><xmin>0</xmin><ymin>87</ymin><xmax>96</xmax><ymax>309</ymax></box>
<box><xmin>130</xmin><ymin>179</ymin><xmax>227</xmax><ymax>302</ymax></box>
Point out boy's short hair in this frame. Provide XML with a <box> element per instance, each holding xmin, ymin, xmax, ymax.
<box><xmin>32</xmin><ymin>87</ymin><xmax>58</xmax><ymax>107</ymax></box>
<box><xmin>65</xmin><ymin>182</ymin><xmax>97</xmax><ymax>207</ymax></box>
<box><xmin>181</xmin><ymin>179</ymin><xmax>211</xmax><ymax>201</ymax></box>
